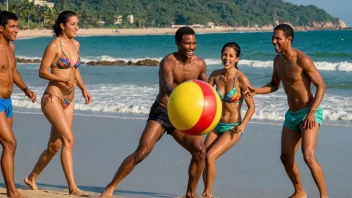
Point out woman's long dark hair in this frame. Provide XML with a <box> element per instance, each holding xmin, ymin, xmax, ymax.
<box><xmin>53</xmin><ymin>10</ymin><xmax>77</xmax><ymax>37</ymax></box>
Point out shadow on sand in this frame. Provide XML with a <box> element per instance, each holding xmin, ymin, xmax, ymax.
<box><xmin>0</xmin><ymin>183</ymin><xmax>176</xmax><ymax>198</ymax></box>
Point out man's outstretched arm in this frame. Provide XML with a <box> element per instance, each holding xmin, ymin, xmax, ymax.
<box><xmin>244</xmin><ymin>56</ymin><xmax>280</xmax><ymax>97</ymax></box>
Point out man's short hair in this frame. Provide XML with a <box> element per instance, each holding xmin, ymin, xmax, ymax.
<box><xmin>0</xmin><ymin>11</ymin><xmax>18</xmax><ymax>27</ymax></box>
<box><xmin>274</xmin><ymin>24</ymin><xmax>294</xmax><ymax>42</ymax></box>
<box><xmin>175</xmin><ymin>27</ymin><xmax>196</xmax><ymax>43</ymax></box>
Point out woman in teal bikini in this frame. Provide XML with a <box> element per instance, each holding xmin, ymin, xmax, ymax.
<box><xmin>202</xmin><ymin>42</ymin><xmax>255</xmax><ymax>198</ymax></box>
<box><xmin>24</xmin><ymin>11</ymin><xmax>92</xmax><ymax>196</ymax></box>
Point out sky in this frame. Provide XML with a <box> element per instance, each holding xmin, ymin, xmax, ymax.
<box><xmin>285</xmin><ymin>0</ymin><xmax>351</xmax><ymax>26</ymax></box>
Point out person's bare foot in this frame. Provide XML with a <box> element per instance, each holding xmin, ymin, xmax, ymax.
<box><xmin>69</xmin><ymin>188</ymin><xmax>91</xmax><ymax>197</ymax></box>
<box><xmin>202</xmin><ymin>192</ymin><xmax>214</xmax><ymax>198</ymax></box>
<box><xmin>24</xmin><ymin>177</ymin><xmax>39</xmax><ymax>190</ymax></box>
<box><xmin>289</xmin><ymin>192</ymin><xmax>307</xmax><ymax>198</ymax></box>
<box><xmin>99</xmin><ymin>186</ymin><xmax>115</xmax><ymax>198</ymax></box>
<box><xmin>176</xmin><ymin>194</ymin><xmax>200</xmax><ymax>198</ymax></box>
<box><xmin>8</xmin><ymin>191</ymin><xmax>27</xmax><ymax>198</ymax></box>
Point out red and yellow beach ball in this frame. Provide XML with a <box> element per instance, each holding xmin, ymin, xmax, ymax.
<box><xmin>167</xmin><ymin>80</ymin><xmax>222</xmax><ymax>136</ymax></box>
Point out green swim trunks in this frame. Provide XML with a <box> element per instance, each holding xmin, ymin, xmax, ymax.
<box><xmin>214</xmin><ymin>122</ymin><xmax>242</xmax><ymax>135</ymax></box>
<box><xmin>284</xmin><ymin>106</ymin><xmax>323</xmax><ymax>131</ymax></box>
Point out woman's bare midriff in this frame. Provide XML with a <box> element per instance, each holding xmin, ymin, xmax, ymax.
<box><xmin>220</xmin><ymin>102</ymin><xmax>242</xmax><ymax>123</ymax></box>
<box><xmin>44</xmin><ymin>68</ymin><xmax>76</xmax><ymax>99</ymax></box>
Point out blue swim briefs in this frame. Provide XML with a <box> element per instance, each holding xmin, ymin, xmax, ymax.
<box><xmin>0</xmin><ymin>98</ymin><xmax>13</xmax><ymax>118</ymax></box>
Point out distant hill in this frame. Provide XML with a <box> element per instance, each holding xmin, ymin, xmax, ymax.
<box><xmin>0</xmin><ymin>0</ymin><xmax>342</xmax><ymax>29</ymax></box>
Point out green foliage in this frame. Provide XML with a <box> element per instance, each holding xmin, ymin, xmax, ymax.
<box><xmin>0</xmin><ymin>0</ymin><xmax>58</xmax><ymax>29</ymax></box>
<box><xmin>0</xmin><ymin>0</ymin><xmax>339</xmax><ymax>28</ymax></box>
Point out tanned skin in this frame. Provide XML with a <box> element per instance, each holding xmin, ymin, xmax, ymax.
<box><xmin>100</xmin><ymin>34</ymin><xmax>207</xmax><ymax>198</ymax></box>
<box><xmin>244</xmin><ymin>29</ymin><xmax>328</xmax><ymax>198</ymax></box>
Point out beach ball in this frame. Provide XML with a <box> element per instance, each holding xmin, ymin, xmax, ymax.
<box><xmin>167</xmin><ymin>80</ymin><xmax>222</xmax><ymax>136</ymax></box>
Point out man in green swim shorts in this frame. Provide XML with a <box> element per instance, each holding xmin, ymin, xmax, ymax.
<box><xmin>244</xmin><ymin>24</ymin><xmax>328</xmax><ymax>198</ymax></box>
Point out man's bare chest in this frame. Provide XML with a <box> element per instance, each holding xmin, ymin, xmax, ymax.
<box><xmin>173</xmin><ymin>64</ymin><xmax>200</xmax><ymax>81</ymax></box>
<box><xmin>0</xmin><ymin>55</ymin><xmax>15</xmax><ymax>72</ymax></box>
<box><xmin>276</xmin><ymin>62</ymin><xmax>302</xmax><ymax>84</ymax></box>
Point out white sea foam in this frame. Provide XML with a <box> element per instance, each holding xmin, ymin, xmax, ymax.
<box><xmin>16</xmin><ymin>55</ymin><xmax>352</xmax><ymax>72</ymax></box>
<box><xmin>10</xmin><ymin>84</ymin><xmax>352</xmax><ymax>121</ymax></box>
<box><xmin>81</xmin><ymin>56</ymin><xmax>163</xmax><ymax>63</ymax></box>
<box><xmin>17</xmin><ymin>55</ymin><xmax>42</xmax><ymax>60</ymax></box>
<box><xmin>206</xmin><ymin>59</ymin><xmax>352</xmax><ymax>72</ymax></box>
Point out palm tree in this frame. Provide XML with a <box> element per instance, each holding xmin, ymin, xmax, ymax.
<box><xmin>37</xmin><ymin>6</ymin><xmax>49</xmax><ymax>26</ymax></box>
<box><xmin>60</xmin><ymin>0</ymin><xmax>65</xmax><ymax>10</ymax></box>
<box><xmin>136</xmin><ymin>4</ymin><xmax>151</xmax><ymax>29</ymax></box>
<box><xmin>44</xmin><ymin>7</ymin><xmax>57</xmax><ymax>28</ymax></box>
<box><xmin>19</xmin><ymin>1</ymin><xmax>36</xmax><ymax>29</ymax></box>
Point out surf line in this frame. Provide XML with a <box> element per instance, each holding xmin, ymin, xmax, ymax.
<box><xmin>15</xmin><ymin>111</ymin><xmax>352</xmax><ymax>127</ymax></box>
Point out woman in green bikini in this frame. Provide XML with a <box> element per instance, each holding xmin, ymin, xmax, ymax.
<box><xmin>202</xmin><ymin>42</ymin><xmax>255</xmax><ymax>198</ymax></box>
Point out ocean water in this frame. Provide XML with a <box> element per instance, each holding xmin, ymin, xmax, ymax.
<box><xmin>13</xmin><ymin>30</ymin><xmax>352</xmax><ymax>123</ymax></box>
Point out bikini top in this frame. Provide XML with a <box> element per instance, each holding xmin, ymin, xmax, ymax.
<box><xmin>215</xmin><ymin>74</ymin><xmax>244</xmax><ymax>103</ymax></box>
<box><xmin>51</xmin><ymin>39</ymin><xmax>81</xmax><ymax>69</ymax></box>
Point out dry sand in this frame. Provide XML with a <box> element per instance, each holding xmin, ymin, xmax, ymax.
<box><xmin>17</xmin><ymin>27</ymin><xmax>273</xmax><ymax>39</ymax></box>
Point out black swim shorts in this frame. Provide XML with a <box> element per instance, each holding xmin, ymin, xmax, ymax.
<box><xmin>147</xmin><ymin>101</ymin><xmax>175</xmax><ymax>134</ymax></box>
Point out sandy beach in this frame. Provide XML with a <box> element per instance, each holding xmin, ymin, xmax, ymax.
<box><xmin>0</xmin><ymin>107</ymin><xmax>351</xmax><ymax>198</ymax></box>
<box><xmin>0</xmin><ymin>188</ymin><xmax>106</xmax><ymax>198</ymax></box>
<box><xmin>16</xmin><ymin>27</ymin><xmax>273</xmax><ymax>39</ymax></box>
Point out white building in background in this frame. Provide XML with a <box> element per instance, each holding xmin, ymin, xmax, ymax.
<box><xmin>190</xmin><ymin>24</ymin><xmax>205</xmax><ymax>28</ymax></box>
<box><xmin>171</xmin><ymin>24</ymin><xmax>186</xmax><ymax>28</ymax></box>
<box><xmin>207</xmin><ymin>22</ymin><xmax>215</xmax><ymax>28</ymax></box>
<box><xmin>127</xmin><ymin>15</ymin><xmax>134</xmax><ymax>24</ymax></box>
<box><xmin>115</xmin><ymin>15</ymin><xmax>123</xmax><ymax>25</ymax></box>
<box><xmin>28</xmin><ymin>0</ymin><xmax>54</xmax><ymax>8</ymax></box>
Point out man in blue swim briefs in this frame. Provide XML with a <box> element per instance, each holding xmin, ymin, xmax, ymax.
<box><xmin>0</xmin><ymin>11</ymin><xmax>37</xmax><ymax>198</ymax></box>
<box><xmin>244</xmin><ymin>24</ymin><xmax>328</xmax><ymax>198</ymax></box>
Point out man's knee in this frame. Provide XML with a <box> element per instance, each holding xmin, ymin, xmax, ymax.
<box><xmin>191</xmin><ymin>144</ymin><xmax>206</xmax><ymax>162</ymax></box>
<box><xmin>134</xmin><ymin>147</ymin><xmax>152</xmax><ymax>164</ymax></box>
<box><xmin>2</xmin><ymin>137</ymin><xmax>17</xmax><ymax>152</ymax></box>
<box><xmin>280</xmin><ymin>152</ymin><xmax>294</xmax><ymax>165</ymax></box>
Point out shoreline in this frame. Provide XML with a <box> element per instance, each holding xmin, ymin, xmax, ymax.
<box><xmin>17</xmin><ymin>27</ymin><xmax>266</xmax><ymax>38</ymax></box>
<box><xmin>16</xmin><ymin>27</ymin><xmax>347</xmax><ymax>39</ymax></box>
